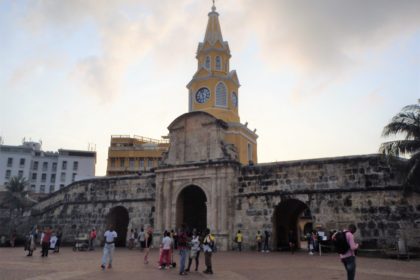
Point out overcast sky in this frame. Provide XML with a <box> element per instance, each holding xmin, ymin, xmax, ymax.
<box><xmin>0</xmin><ymin>0</ymin><xmax>419</xmax><ymax>176</ymax></box>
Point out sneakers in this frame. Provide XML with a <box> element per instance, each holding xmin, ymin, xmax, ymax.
<box><xmin>100</xmin><ymin>265</ymin><xmax>105</xmax><ymax>270</ymax></box>
<box><xmin>107</xmin><ymin>264</ymin><xmax>112</xmax><ymax>269</ymax></box>
<box><xmin>309</xmin><ymin>251</ymin><xmax>314</xmax><ymax>255</ymax></box>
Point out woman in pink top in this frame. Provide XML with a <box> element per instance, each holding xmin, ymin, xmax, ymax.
<box><xmin>340</xmin><ymin>224</ymin><xmax>359</xmax><ymax>280</ymax></box>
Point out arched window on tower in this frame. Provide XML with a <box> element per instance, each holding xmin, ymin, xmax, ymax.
<box><xmin>205</xmin><ymin>56</ymin><xmax>211</xmax><ymax>69</ymax></box>
<box><xmin>215</xmin><ymin>82</ymin><xmax>227</xmax><ymax>107</ymax></box>
<box><xmin>215</xmin><ymin>56</ymin><xmax>222</xmax><ymax>70</ymax></box>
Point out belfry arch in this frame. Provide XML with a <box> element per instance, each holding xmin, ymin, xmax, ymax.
<box><xmin>106</xmin><ymin>206</ymin><xmax>129</xmax><ymax>247</ymax></box>
<box><xmin>273</xmin><ymin>199</ymin><xmax>313</xmax><ymax>250</ymax></box>
<box><xmin>176</xmin><ymin>185</ymin><xmax>207</xmax><ymax>232</ymax></box>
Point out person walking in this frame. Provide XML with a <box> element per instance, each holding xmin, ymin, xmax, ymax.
<box><xmin>256</xmin><ymin>231</ymin><xmax>262</xmax><ymax>252</ymax></box>
<box><xmin>288</xmin><ymin>230</ymin><xmax>297</xmax><ymax>254</ymax></box>
<box><xmin>138</xmin><ymin>227</ymin><xmax>145</xmax><ymax>251</ymax></box>
<box><xmin>263</xmin><ymin>230</ymin><xmax>270</xmax><ymax>253</ymax></box>
<box><xmin>235</xmin><ymin>230</ymin><xmax>243</xmax><ymax>252</ymax></box>
<box><xmin>101</xmin><ymin>225</ymin><xmax>117</xmax><ymax>270</ymax></box>
<box><xmin>25</xmin><ymin>227</ymin><xmax>38</xmax><ymax>257</ymax></box>
<box><xmin>186</xmin><ymin>229</ymin><xmax>201</xmax><ymax>272</ymax></box>
<box><xmin>334</xmin><ymin>224</ymin><xmax>359</xmax><ymax>280</ymax></box>
<box><xmin>10</xmin><ymin>230</ymin><xmax>16</xmax><ymax>247</ymax></box>
<box><xmin>89</xmin><ymin>228</ymin><xmax>97</xmax><ymax>250</ymax></box>
<box><xmin>55</xmin><ymin>227</ymin><xmax>62</xmax><ymax>253</ymax></box>
<box><xmin>202</xmin><ymin>228</ymin><xmax>215</xmax><ymax>274</ymax></box>
<box><xmin>177</xmin><ymin>225</ymin><xmax>190</xmax><ymax>276</ymax></box>
<box><xmin>128</xmin><ymin>229</ymin><xmax>135</xmax><ymax>249</ymax></box>
<box><xmin>40</xmin><ymin>226</ymin><xmax>52</xmax><ymax>257</ymax></box>
<box><xmin>144</xmin><ymin>227</ymin><xmax>153</xmax><ymax>264</ymax></box>
<box><xmin>158</xmin><ymin>231</ymin><xmax>172</xmax><ymax>269</ymax></box>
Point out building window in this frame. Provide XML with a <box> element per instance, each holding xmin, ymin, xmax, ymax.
<box><xmin>215</xmin><ymin>56</ymin><xmax>221</xmax><ymax>70</ymax></box>
<box><xmin>42</xmin><ymin>162</ymin><xmax>48</xmax><ymax>171</ymax></box>
<box><xmin>41</xmin><ymin>173</ymin><xmax>47</xmax><ymax>183</ymax></box>
<box><xmin>129</xmin><ymin>158</ymin><xmax>134</xmax><ymax>169</ymax></box>
<box><xmin>140</xmin><ymin>159</ymin><xmax>144</xmax><ymax>169</ymax></box>
<box><xmin>5</xmin><ymin>170</ymin><xmax>11</xmax><ymax>180</ymax></box>
<box><xmin>49</xmin><ymin>185</ymin><xmax>55</xmax><ymax>193</ymax></box>
<box><xmin>18</xmin><ymin>170</ymin><xmax>23</xmax><ymax>177</ymax></box>
<box><xmin>148</xmin><ymin>159</ymin><xmax>153</xmax><ymax>169</ymax></box>
<box><xmin>40</xmin><ymin>185</ymin><xmax>45</xmax><ymax>193</ymax></box>
<box><xmin>60</xmin><ymin>184</ymin><xmax>65</xmax><ymax>189</ymax></box>
<box><xmin>120</xmin><ymin>158</ymin><xmax>125</xmax><ymax>168</ymax></box>
<box><xmin>32</xmin><ymin>161</ymin><xmax>38</xmax><ymax>170</ymax></box>
<box><xmin>72</xmin><ymin>173</ymin><xmax>76</xmax><ymax>182</ymax></box>
<box><xmin>30</xmin><ymin>185</ymin><xmax>36</xmax><ymax>191</ymax></box>
<box><xmin>52</xmin><ymin>162</ymin><xmax>57</xmax><ymax>172</ymax></box>
<box><xmin>60</xmin><ymin>172</ymin><xmax>66</xmax><ymax>182</ymax></box>
<box><xmin>215</xmin><ymin>82</ymin><xmax>227</xmax><ymax>107</ymax></box>
<box><xmin>31</xmin><ymin>173</ymin><xmax>37</xmax><ymax>181</ymax></box>
<box><xmin>7</xmin><ymin>158</ymin><xmax>13</xmax><ymax>167</ymax></box>
<box><xmin>247</xmin><ymin>143</ymin><xmax>253</xmax><ymax>162</ymax></box>
<box><xmin>20</xmin><ymin>158</ymin><xmax>25</xmax><ymax>168</ymax></box>
<box><xmin>205</xmin><ymin>56</ymin><xmax>211</xmax><ymax>69</ymax></box>
<box><xmin>110</xmin><ymin>158</ymin><xmax>115</xmax><ymax>168</ymax></box>
<box><xmin>73</xmin><ymin>161</ymin><xmax>78</xmax><ymax>171</ymax></box>
<box><xmin>62</xmin><ymin>161</ymin><xmax>67</xmax><ymax>170</ymax></box>
<box><xmin>50</xmin><ymin>174</ymin><xmax>56</xmax><ymax>183</ymax></box>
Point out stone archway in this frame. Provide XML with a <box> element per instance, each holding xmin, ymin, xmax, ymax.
<box><xmin>273</xmin><ymin>199</ymin><xmax>312</xmax><ymax>251</ymax></box>
<box><xmin>176</xmin><ymin>185</ymin><xmax>207</xmax><ymax>232</ymax></box>
<box><xmin>106</xmin><ymin>206</ymin><xmax>129</xmax><ymax>247</ymax></box>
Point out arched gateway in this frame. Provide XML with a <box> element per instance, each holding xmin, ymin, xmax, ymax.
<box><xmin>273</xmin><ymin>199</ymin><xmax>313</xmax><ymax>250</ymax></box>
<box><xmin>176</xmin><ymin>185</ymin><xmax>207</xmax><ymax>232</ymax></box>
<box><xmin>106</xmin><ymin>206</ymin><xmax>129</xmax><ymax>247</ymax></box>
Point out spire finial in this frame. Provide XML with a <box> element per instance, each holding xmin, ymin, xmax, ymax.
<box><xmin>212</xmin><ymin>0</ymin><xmax>216</xmax><ymax>12</ymax></box>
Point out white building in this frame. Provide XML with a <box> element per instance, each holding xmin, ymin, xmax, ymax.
<box><xmin>0</xmin><ymin>141</ymin><xmax>96</xmax><ymax>193</ymax></box>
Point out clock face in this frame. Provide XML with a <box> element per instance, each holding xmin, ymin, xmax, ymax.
<box><xmin>195</xmin><ymin>87</ymin><xmax>210</xmax><ymax>104</ymax></box>
<box><xmin>232</xmin><ymin>92</ymin><xmax>238</xmax><ymax>108</ymax></box>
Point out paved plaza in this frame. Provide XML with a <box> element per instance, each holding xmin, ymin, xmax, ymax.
<box><xmin>0</xmin><ymin>247</ymin><xmax>419</xmax><ymax>280</ymax></box>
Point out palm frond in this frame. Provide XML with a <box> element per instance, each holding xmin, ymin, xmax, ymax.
<box><xmin>379</xmin><ymin>140</ymin><xmax>420</xmax><ymax>156</ymax></box>
<box><xmin>382</xmin><ymin>112</ymin><xmax>420</xmax><ymax>139</ymax></box>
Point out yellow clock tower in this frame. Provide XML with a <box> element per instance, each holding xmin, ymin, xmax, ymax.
<box><xmin>187</xmin><ymin>2</ymin><xmax>258</xmax><ymax>165</ymax></box>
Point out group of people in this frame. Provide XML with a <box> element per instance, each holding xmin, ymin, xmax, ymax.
<box><xmin>24</xmin><ymin>226</ymin><xmax>62</xmax><ymax>257</ymax></box>
<box><xmin>234</xmin><ymin>230</ymin><xmax>271</xmax><ymax>252</ymax></box>
<box><xmin>100</xmin><ymin>224</ymin><xmax>216</xmax><ymax>276</ymax></box>
<box><xmin>157</xmin><ymin>225</ymin><xmax>215</xmax><ymax>276</ymax></box>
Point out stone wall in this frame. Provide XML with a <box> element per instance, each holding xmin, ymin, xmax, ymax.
<box><xmin>30</xmin><ymin>174</ymin><xmax>156</xmax><ymax>244</ymax></box>
<box><xmin>234</xmin><ymin>154</ymin><xmax>420</xmax><ymax>251</ymax></box>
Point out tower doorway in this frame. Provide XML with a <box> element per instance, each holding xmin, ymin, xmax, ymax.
<box><xmin>273</xmin><ymin>199</ymin><xmax>313</xmax><ymax>250</ymax></box>
<box><xmin>176</xmin><ymin>185</ymin><xmax>207</xmax><ymax>232</ymax></box>
<box><xmin>106</xmin><ymin>206</ymin><xmax>129</xmax><ymax>247</ymax></box>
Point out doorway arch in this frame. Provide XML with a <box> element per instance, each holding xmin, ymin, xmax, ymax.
<box><xmin>106</xmin><ymin>206</ymin><xmax>129</xmax><ymax>247</ymax></box>
<box><xmin>273</xmin><ymin>199</ymin><xmax>312</xmax><ymax>250</ymax></box>
<box><xmin>176</xmin><ymin>185</ymin><xmax>207</xmax><ymax>232</ymax></box>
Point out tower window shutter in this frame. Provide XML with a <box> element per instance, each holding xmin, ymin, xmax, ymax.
<box><xmin>215</xmin><ymin>82</ymin><xmax>227</xmax><ymax>107</ymax></box>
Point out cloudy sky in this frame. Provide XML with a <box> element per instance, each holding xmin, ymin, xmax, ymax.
<box><xmin>0</xmin><ymin>0</ymin><xmax>419</xmax><ymax>176</ymax></box>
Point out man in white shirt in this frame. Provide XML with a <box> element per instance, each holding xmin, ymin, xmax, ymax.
<box><xmin>101</xmin><ymin>225</ymin><xmax>118</xmax><ymax>270</ymax></box>
<box><xmin>159</xmin><ymin>231</ymin><xmax>172</xmax><ymax>269</ymax></box>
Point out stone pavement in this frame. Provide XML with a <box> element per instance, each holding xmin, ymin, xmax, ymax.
<box><xmin>1</xmin><ymin>247</ymin><xmax>419</xmax><ymax>280</ymax></box>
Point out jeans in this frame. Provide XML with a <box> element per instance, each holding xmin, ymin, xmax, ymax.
<box><xmin>341</xmin><ymin>256</ymin><xmax>356</xmax><ymax>280</ymax></box>
<box><xmin>102</xmin><ymin>243</ymin><xmax>115</xmax><ymax>266</ymax></box>
<box><xmin>179</xmin><ymin>249</ymin><xmax>188</xmax><ymax>273</ymax></box>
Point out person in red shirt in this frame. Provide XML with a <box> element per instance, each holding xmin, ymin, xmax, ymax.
<box><xmin>41</xmin><ymin>226</ymin><xmax>52</xmax><ymax>257</ymax></box>
<box><xmin>89</xmin><ymin>228</ymin><xmax>97</xmax><ymax>250</ymax></box>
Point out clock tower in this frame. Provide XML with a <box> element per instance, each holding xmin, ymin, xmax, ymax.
<box><xmin>186</xmin><ymin>2</ymin><xmax>258</xmax><ymax>165</ymax></box>
<box><xmin>187</xmin><ymin>3</ymin><xmax>240</xmax><ymax>123</ymax></box>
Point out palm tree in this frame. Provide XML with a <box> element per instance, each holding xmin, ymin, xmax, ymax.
<box><xmin>379</xmin><ymin>100</ymin><xmax>420</xmax><ymax>192</ymax></box>
<box><xmin>3</xmin><ymin>176</ymin><xmax>30</xmax><ymax>211</ymax></box>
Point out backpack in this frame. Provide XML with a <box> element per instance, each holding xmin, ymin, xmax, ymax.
<box><xmin>333</xmin><ymin>231</ymin><xmax>349</xmax><ymax>254</ymax></box>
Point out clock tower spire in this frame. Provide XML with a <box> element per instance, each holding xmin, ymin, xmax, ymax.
<box><xmin>187</xmin><ymin>2</ymin><xmax>240</xmax><ymax>123</ymax></box>
<box><xmin>186</xmin><ymin>3</ymin><xmax>258</xmax><ymax>166</ymax></box>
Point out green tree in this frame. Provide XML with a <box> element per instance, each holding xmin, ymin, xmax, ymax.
<box><xmin>379</xmin><ymin>100</ymin><xmax>420</xmax><ymax>192</ymax></box>
<box><xmin>3</xmin><ymin>176</ymin><xmax>30</xmax><ymax>211</ymax></box>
